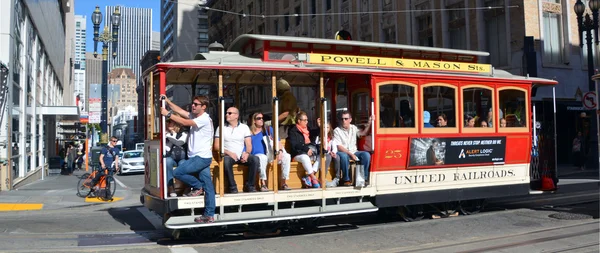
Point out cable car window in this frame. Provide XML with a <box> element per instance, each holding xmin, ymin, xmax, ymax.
<box><xmin>499</xmin><ymin>89</ymin><xmax>526</xmax><ymax>128</ymax></box>
<box><xmin>463</xmin><ymin>87</ymin><xmax>494</xmax><ymax>128</ymax></box>
<box><xmin>423</xmin><ymin>85</ymin><xmax>456</xmax><ymax>128</ymax></box>
<box><xmin>378</xmin><ymin>84</ymin><xmax>415</xmax><ymax>128</ymax></box>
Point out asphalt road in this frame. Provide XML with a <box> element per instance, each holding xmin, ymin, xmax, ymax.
<box><xmin>0</xmin><ymin>173</ymin><xmax>597</xmax><ymax>253</ymax></box>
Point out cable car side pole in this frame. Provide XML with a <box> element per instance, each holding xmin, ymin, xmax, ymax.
<box><xmin>553</xmin><ymin>87</ymin><xmax>558</xmax><ymax>180</ymax></box>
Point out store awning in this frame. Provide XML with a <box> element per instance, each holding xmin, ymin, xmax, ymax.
<box><xmin>38</xmin><ymin>106</ymin><xmax>80</xmax><ymax>121</ymax></box>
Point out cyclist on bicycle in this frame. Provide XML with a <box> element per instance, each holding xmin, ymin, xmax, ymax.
<box><xmin>90</xmin><ymin>136</ymin><xmax>120</xmax><ymax>187</ymax></box>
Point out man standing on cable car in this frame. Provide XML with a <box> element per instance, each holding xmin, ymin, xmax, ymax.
<box><xmin>161</xmin><ymin>95</ymin><xmax>216</xmax><ymax>224</ymax></box>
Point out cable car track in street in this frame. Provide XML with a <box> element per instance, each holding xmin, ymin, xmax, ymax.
<box><xmin>0</xmin><ymin>189</ymin><xmax>596</xmax><ymax>252</ymax></box>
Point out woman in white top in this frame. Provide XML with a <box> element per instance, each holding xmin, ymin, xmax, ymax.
<box><xmin>165</xmin><ymin>118</ymin><xmax>188</xmax><ymax>197</ymax></box>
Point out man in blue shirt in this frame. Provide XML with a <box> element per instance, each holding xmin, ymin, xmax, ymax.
<box><xmin>89</xmin><ymin>136</ymin><xmax>120</xmax><ymax>187</ymax></box>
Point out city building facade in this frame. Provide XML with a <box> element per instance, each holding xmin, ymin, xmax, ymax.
<box><xmin>104</xmin><ymin>6</ymin><xmax>152</xmax><ymax>85</ymax></box>
<box><xmin>160</xmin><ymin>0</ymin><xmax>210</xmax><ymax>107</ymax></box>
<box><xmin>0</xmin><ymin>0</ymin><xmax>78</xmax><ymax>190</ymax></box>
<box><xmin>206</xmin><ymin>0</ymin><xmax>598</xmax><ymax>166</ymax></box>
<box><xmin>160</xmin><ymin>0</ymin><xmax>210</xmax><ymax>62</ymax></box>
<box><xmin>85</xmin><ymin>52</ymin><xmax>102</xmax><ymax>112</ymax></box>
<box><xmin>74</xmin><ymin>15</ymin><xmax>86</xmax><ymax>111</ymax></box>
<box><xmin>108</xmin><ymin>67</ymin><xmax>137</xmax><ymax>114</ymax></box>
<box><xmin>152</xmin><ymin>31</ymin><xmax>161</xmax><ymax>51</ymax></box>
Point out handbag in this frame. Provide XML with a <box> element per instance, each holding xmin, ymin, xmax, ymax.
<box><xmin>307</xmin><ymin>143</ymin><xmax>320</xmax><ymax>156</ymax></box>
<box><xmin>355</xmin><ymin>159</ymin><xmax>365</xmax><ymax>188</ymax></box>
<box><xmin>262</xmin><ymin>128</ymin><xmax>274</xmax><ymax>163</ymax></box>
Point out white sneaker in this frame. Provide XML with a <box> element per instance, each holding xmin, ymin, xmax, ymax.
<box><xmin>169</xmin><ymin>192</ymin><xmax>177</xmax><ymax>197</ymax></box>
<box><xmin>325</xmin><ymin>178</ymin><xmax>339</xmax><ymax>188</ymax></box>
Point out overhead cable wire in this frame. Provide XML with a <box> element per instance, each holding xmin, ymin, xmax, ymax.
<box><xmin>163</xmin><ymin>0</ymin><xmax>518</xmax><ymax>19</ymax></box>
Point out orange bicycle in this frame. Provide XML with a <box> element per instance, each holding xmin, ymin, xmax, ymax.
<box><xmin>76</xmin><ymin>166</ymin><xmax>116</xmax><ymax>201</ymax></box>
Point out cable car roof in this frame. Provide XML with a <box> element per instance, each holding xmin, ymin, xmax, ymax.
<box><xmin>156</xmin><ymin>53</ymin><xmax>557</xmax><ymax>86</ymax></box>
<box><xmin>228</xmin><ymin>34</ymin><xmax>490</xmax><ymax>61</ymax></box>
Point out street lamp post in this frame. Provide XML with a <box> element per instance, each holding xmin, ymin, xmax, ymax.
<box><xmin>574</xmin><ymin>0</ymin><xmax>599</xmax><ymax>92</ymax></box>
<box><xmin>91</xmin><ymin>6</ymin><xmax>121</xmax><ymax>135</ymax></box>
<box><xmin>574</xmin><ymin>0</ymin><xmax>599</xmax><ymax>169</ymax></box>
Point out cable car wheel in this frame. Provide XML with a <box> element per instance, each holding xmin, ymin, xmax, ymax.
<box><xmin>459</xmin><ymin>199</ymin><xmax>486</xmax><ymax>215</ymax></box>
<box><xmin>430</xmin><ymin>202</ymin><xmax>460</xmax><ymax>218</ymax></box>
<box><xmin>397</xmin><ymin>205</ymin><xmax>425</xmax><ymax>222</ymax></box>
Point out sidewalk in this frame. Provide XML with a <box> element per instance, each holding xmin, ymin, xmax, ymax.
<box><xmin>0</xmin><ymin>170</ymin><xmax>126</xmax><ymax>212</ymax></box>
<box><xmin>556</xmin><ymin>164</ymin><xmax>599</xmax><ymax>179</ymax></box>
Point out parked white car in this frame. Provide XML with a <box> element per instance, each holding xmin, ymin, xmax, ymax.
<box><xmin>118</xmin><ymin>150</ymin><xmax>144</xmax><ymax>175</ymax></box>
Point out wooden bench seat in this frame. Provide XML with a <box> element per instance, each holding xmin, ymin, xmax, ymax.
<box><xmin>173</xmin><ymin>140</ymin><xmax>357</xmax><ymax>195</ymax></box>
<box><xmin>174</xmin><ymin>158</ymin><xmax>348</xmax><ymax>195</ymax></box>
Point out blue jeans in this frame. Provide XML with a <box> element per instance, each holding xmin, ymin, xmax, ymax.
<box><xmin>165</xmin><ymin>157</ymin><xmax>178</xmax><ymax>186</ymax></box>
<box><xmin>337</xmin><ymin>151</ymin><xmax>371</xmax><ymax>182</ymax></box>
<box><xmin>173</xmin><ymin>156</ymin><xmax>215</xmax><ymax>217</ymax></box>
<box><xmin>198</xmin><ymin>165</ymin><xmax>215</xmax><ymax>217</ymax></box>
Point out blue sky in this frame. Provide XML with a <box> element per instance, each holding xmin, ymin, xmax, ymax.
<box><xmin>75</xmin><ymin>0</ymin><xmax>160</xmax><ymax>52</ymax></box>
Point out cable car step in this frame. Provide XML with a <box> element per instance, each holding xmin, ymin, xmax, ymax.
<box><xmin>164</xmin><ymin>202</ymin><xmax>378</xmax><ymax>229</ymax></box>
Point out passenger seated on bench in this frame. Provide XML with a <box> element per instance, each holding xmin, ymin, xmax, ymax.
<box><xmin>334</xmin><ymin>110</ymin><xmax>373</xmax><ymax>186</ymax></box>
<box><xmin>423</xmin><ymin>111</ymin><xmax>434</xmax><ymax>128</ymax></box>
<box><xmin>248</xmin><ymin>112</ymin><xmax>292</xmax><ymax>191</ymax></box>
<box><xmin>214</xmin><ymin>107</ymin><xmax>259</xmax><ymax>193</ymax></box>
<box><xmin>165</xmin><ymin>118</ymin><xmax>188</xmax><ymax>197</ymax></box>
<box><xmin>288</xmin><ymin>111</ymin><xmax>321</xmax><ymax>188</ymax></box>
<box><xmin>315</xmin><ymin>118</ymin><xmax>341</xmax><ymax>186</ymax></box>
<box><xmin>465</xmin><ymin>115</ymin><xmax>475</xmax><ymax>128</ymax></box>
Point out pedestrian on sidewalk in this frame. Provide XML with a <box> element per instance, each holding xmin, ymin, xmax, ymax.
<box><xmin>572</xmin><ymin>131</ymin><xmax>585</xmax><ymax>170</ymax></box>
<box><xmin>67</xmin><ymin>144</ymin><xmax>77</xmax><ymax>175</ymax></box>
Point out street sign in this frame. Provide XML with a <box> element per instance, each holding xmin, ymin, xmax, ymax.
<box><xmin>89</xmin><ymin>98</ymin><xmax>101</xmax><ymax>112</ymax></box>
<box><xmin>88</xmin><ymin>112</ymin><xmax>101</xmax><ymax>124</ymax></box>
<box><xmin>582</xmin><ymin>91</ymin><xmax>597</xmax><ymax>109</ymax></box>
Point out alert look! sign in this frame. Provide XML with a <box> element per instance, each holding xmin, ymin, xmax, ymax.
<box><xmin>408</xmin><ymin>137</ymin><xmax>507</xmax><ymax>167</ymax></box>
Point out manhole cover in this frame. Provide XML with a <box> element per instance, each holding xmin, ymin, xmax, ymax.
<box><xmin>548</xmin><ymin>212</ymin><xmax>592</xmax><ymax>220</ymax></box>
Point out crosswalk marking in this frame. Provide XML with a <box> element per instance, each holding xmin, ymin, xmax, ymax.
<box><xmin>137</xmin><ymin>207</ymin><xmax>165</xmax><ymax>230</ymax></box>
<box><xmin>170</xmin><ymin>247</ymin><xmax>199</xmax><ymax>253</ymax></box>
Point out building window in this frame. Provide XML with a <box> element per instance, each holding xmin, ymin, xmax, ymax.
<box><xmin>274</xmin><ymin>19</ymin><xmax>279</xmax><ymax>35</ymax></box>
<box><xmin>311</xmin><ymin>0</ymin><xmax>316</xmax><ymax>17</ymax></box>
<box><xmin>448</xmin><ymin>3</ymin><xmax>466</xmax><ymax>50</ymax></box>
<box><xmin>295</xmin><ymin>6</ymin><xmax>301</xmax><ymax>26</ymax></box>
<box><xmin>542</xmin><ymin>12</ymin><xmax>564</xmax><ymax>65</ymax></box>
<box><xmin>484</xmin><ymin>0</ymin><xmax>509</xmax><ymax>66</ymax></box>
<box><xmin>198</xmin><ymin>19</ymin><xmax>208</xmax><ymax>29</ymax></box>
<box><xmin>342</xmin><ymin>6</ymin><xmax>350</xmax><ymax>25</ymax></box>
<box><xmin>248</xmin><ymin>3</ymin><xmax>253</xmax><ymax>22</ymax></box>
<box><xmin>382</xmin><ymin>27</ymin><xmax>396</xmax><ymax>44</ymax></box>
<box><xmin>284</xmin><ymin>13</ymin><xmax>290</xmax><ymax>32</ymax></box>
<box><xmin>326</xmin><ymin>0</ymin><xmax>332</xmax><ymax>11</ymax></box>
<box><xmin>415</xmin><ymin>2</ymin><xmax>433</xmax><ymax>47</ymax></box>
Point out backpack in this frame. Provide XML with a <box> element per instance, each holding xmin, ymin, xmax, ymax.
<box><xmin>169</xmin><ymin>132</ymin><xmax>187</xmax><ymax>162</ymax></box>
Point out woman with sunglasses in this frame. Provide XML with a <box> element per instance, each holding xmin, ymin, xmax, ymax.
<box><xmin>288</xmin><ymin>111</ymin><xmax>321</xmax><ymax>188</ymax></box>
<box><xmin>248</xmin><ymin>112</ymin><xmax>292</xmax><ymax>191</ymax></box>
<box><xmin>165</xmin><ymin>117</ymin><xmax>188</xmax><ymax>197</ymax></box>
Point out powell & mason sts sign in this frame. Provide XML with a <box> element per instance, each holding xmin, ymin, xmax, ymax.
<box><xmin>308</xmin><ymin>53</ymin><xmax>492</xmax><ymax>74</ymax></box>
